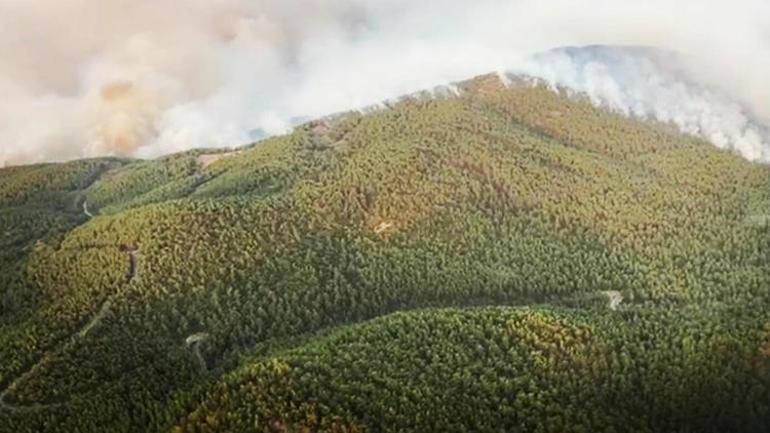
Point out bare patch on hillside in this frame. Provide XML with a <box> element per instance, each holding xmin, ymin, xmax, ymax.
<box><xmin>197</xmin><ymin>151</ymin><xmax>241</xmax><ymax>169</ymax></box>
<box><xmin>374</xmin><ymin>221</ymin><xmax>395</xmax><ymax>235</ymax></box>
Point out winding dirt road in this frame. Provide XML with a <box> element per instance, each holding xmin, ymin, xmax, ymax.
<box><xmin>185</xmin><ymin>333</ymin><xmax>210</xmax><ymax>372</ymax></box>
<box><xmin>0</xmin><ymin>299</ymin><xmax>111</xmax><ymax>412</ymax></box>
<box><xmin>602</xmin><ymin>291</ymin><xmax>624</xmax><ymax>311</ymax></box>
<box><xmin>126</xmin><ymin>248</ymin><xmax>141</xmax><ymax>284</ymax></box>
<box><xmin>0</xmin><ymin>246</ymin><xmax>140</xmax><ymax>412</ymax></box>
<box><xmin>82</xmin><ymin>200</ymin><xmax>94</xmax><ymax>218</ymax></box>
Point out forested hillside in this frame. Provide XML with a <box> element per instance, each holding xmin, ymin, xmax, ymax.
<box><xmin>1</xmin><ymin>74</ymin><xmax>769</xmax><ymax>433</ymax></box>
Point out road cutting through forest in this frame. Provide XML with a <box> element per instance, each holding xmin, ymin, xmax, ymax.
<box><xmin>185</xmin><ymin>333</ymin><xmax>210</xmax><ymax>372</ymax></box>
<box><xmin>602</xmin><ymin>291</ymin><xmax>624</xmax><ymax>311</ymax></box>
<box><xmin>0</xmin><ymin>247</ymin><xmax>140</xmax><ymax>412</ymax></box>
<box><xmin>82</xmin><ymin>200</ymin><xmax>94</xmax><ymax>218</ymax></box>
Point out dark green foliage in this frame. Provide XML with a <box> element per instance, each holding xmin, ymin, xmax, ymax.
<box><xmin>179</xmin><ymin>307</ymin><xmax>770</xmax><ymax>433</ymax></box>
<box><xmin>84</xmin><ymin>153</ymin><xmax>200</xmax><ymax>213</ymax></box>
<box><xmin>1</xmin><ymin>75</ymin><xmax>769</xmax><ymax>432</ymax></box>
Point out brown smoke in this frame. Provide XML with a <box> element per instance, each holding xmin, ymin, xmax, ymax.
<box><xmin>1</xmin><ymin>0</ymin><xmax>768</xmax><ymax>166</ymax></box>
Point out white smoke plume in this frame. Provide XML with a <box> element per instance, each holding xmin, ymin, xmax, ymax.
<box><xmin>515</xmin><ymin>46</ymin><xmax>770</xmax><ymax>161</ymax></box>
<box><xmin>1</xmin><ymin>0</ymin><xmax>769</xmax><ymax>166</ymax></box>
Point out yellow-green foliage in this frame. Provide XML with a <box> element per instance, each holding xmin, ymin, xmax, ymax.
<box><xmin>1</xmin><ymin>75</ymin><xmax>769</xmax><ymax>433</ymax></box>
<box><xmin>180</xmin><ymin>307</ymin><xmax>770</xmax><ymax>433</ymax></box>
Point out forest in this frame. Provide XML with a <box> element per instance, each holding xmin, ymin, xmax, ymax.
<box><xmin>1</xmin><ymin>73</ymin><xmax>769</xmax><ymax>432</ymax></box>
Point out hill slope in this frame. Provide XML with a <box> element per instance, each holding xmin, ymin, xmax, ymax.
<box><xmin>1</xmin><ymin>74</ymin><xmax>770</xmax><ymax>433</ymax></box>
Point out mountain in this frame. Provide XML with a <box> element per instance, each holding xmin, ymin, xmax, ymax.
<box><xmin>1</xmin><ymin>74</ymin><xmax>770</xmax><ymax>433</ymax></box>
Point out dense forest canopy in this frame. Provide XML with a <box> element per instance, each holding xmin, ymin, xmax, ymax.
<box><xmin>1</xmin><ymin>74</ymin><xmax>769</xmax><ymax>432</ymax></box>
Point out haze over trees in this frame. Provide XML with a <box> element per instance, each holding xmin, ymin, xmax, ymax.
<box><xmin>1</xmin><ymin>75</ymin><xmax>769</xmax><ymax>432</ymax></box>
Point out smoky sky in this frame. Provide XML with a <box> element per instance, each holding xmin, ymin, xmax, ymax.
<box><xmin>1</xmin><ymin>0</ymin><xmax>769</xmax><ymax>166</ymax></box>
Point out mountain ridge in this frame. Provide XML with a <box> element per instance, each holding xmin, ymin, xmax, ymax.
<box><xmin>1</xmin><ymin>73</ymin><xmax>770</xmax><ymax>432</ymax></box>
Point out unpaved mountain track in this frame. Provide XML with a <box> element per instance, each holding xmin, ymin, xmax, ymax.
<box><xmin>77</xmin><ymin>300</ymin><xmax>112</xmax><ymax>338</ymax></box>
<box><xmin>126</xmin><ymin>248</ymin><xmax>140</xmax><ymax>283</ymax></box>
<box><xmin>602</xmin><ymin>291</ymin><xmax>624</xmax><ymax>311</ymax></box>
<box><xmin>0</xmin><ymin>247</ymin><xmax>140</xmax><ymax>412</ymax></box>
<box><xmin>185</xmin><ymin>333</ymin><xmax>210</xmax><ymax>372</ymax></box>
<box><xmin>82</xmin><ymin>200</ymin><xmax>94</xmax><ymax>218</ymax></box>
<box><xmin>0</xmin><ymin>298</ymin><xmax>110</xmax><ymax>412</ymax></box>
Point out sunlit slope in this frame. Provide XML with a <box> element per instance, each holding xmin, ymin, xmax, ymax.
<box><xmin>179</xmin><ymin>306</ymin><xmax>770</xmax><ymax>433</ymax></box>
<box><xmin>1</xmin><ymin>74</ymin><xmax>769</xmax><ymax>433</ymax></box>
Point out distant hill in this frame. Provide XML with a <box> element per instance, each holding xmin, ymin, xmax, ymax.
<box><xmin>1</xmin><ymin>74</ymin><xmax>770</xmax><ymax>433</ymax></box>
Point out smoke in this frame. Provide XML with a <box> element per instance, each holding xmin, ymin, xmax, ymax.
<box><xmin>515</xmin><ymin>46</ymin><xmax>770</xmax><ymax>161</ymax></box>
<box><xmin>1</xmin><ymin>0</ymin><xmax>769</xmax><ymax>166</ymax></box>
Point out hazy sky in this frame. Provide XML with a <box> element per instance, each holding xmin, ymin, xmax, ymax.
<box><xmin>1</xmin><ymin>0</ymin><xmax>769</xmax><ymax>166</ymax></box>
